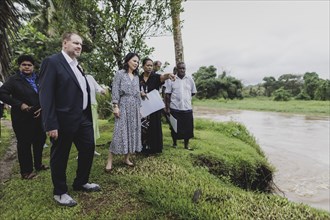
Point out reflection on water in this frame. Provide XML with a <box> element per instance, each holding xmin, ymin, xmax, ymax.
<box><xmin>194</xmin><ymin>106</ymin><xmax>330</xmax><ymax>212</ymax></box>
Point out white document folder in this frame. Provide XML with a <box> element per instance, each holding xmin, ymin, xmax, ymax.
<box><xmin>140</xmin><ymin>89</ymin><xmax>165</xmax><ymax>118</ymax></box>
<box><xmin>167</xmin><ymin>114</ymin><xmax>177</xmax><ymax>133</ymax></box>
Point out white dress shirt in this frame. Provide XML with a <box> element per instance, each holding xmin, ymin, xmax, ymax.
<box><xmin>61</xmin><ymin>51</ymin><xmax>88</xmax><ymax>110</ymax></box>
<box><xmin>165</xmin><ymin>75</ymin><xmax>197</xmax><ymax>110</ymax></box>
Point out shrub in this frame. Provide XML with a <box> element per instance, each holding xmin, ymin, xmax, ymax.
<box><xmin>273</xmin><ymin>88</ymin><xmax>291</xmax><ymax>101</ymax></box>
<box><xmin>97</xmin><ymin>92</ymin><xmax>112</xmax><ymax>119</ymax></box>
<box><xmin>295</xmin><ymin>91</ymin><xmax>311</xmax><ymax>100</ymax></box>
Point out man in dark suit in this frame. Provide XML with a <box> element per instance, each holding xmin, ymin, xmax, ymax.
<box><xmin>39</xmin><ymin>32</ymin><xmax>100</xmax><ymax>207</ymax></box>
<box><xmin>0</xmin><ymin>55</ymin><xmax>48</xmax><ymax>180</ymax></box>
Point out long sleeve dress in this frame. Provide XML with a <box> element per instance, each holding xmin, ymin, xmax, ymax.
<box><xmin>110</xmin><ymin>69</ymin><xmax>142</xmax><ymax>154</ymax></box>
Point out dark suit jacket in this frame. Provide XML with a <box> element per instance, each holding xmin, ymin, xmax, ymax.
<box><xmin>0</xmin><ymin>72</ymin><xmax>41</xmax><ymax>129</ymax></box>
<box><xmin>39</xmin><ymin>53</ymin><xmax>92</xmax><ymax>133</ymax></box>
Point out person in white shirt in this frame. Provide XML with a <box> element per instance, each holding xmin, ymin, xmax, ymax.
<box><xmin>86</xmin><ymin>74</ymin><xmax>106</xmax><ymax>156</ymax></box>
<box><xmin>165</xmin><ymin>62</ymin><xmax>197</xmax><ymax>150</ymax></box>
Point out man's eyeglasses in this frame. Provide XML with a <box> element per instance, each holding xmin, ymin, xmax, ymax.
<box><xmin>21</xmin><ymin>64</ymin><xmax>33</xmax><ymax>67</ymax></box>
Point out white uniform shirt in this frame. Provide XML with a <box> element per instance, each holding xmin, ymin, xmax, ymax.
<box><xmin>165</xmin><ymin>75</ymin><xmax>197</xmax><ymax>110</ymax></box>
<box><xmin>86</xmin><ymin>75</ymin><xmax>104</xmax><ymax>105</ymax></box>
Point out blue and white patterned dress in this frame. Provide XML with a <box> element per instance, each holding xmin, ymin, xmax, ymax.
<box><xmin>110</xmin><ymin>69</ymin><xmax>142</xmax><ymax>154</ymax></box>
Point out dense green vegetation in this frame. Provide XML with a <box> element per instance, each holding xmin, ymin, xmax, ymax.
<box><xmin>193</xmin><ymin>66</ymin><xmax>329</xmax><ymax>101</ymax></box>
<box><xmin>193</xmin><ymin>97</ymin><xmax>330</xmax><ymax>116</ymax></box>
<box><xmin>2</xmin><ymin>1</ymin><xmax>172</xmax><ymax>85</ymax></box>
<box><xmin>245</xmin><ymin>72</ymin><xmax>330</xmax><ymax>101</ymax></box>
<box><xmin>0</xmin><ymin>119</ymin><xmax>329</xmax><ymax>219</ymax></box>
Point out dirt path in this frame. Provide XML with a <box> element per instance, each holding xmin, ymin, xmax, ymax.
<box><xmin>0</xmin><ymin>119</ymin><xmax>17</xmax><ymax>183</ymax></box>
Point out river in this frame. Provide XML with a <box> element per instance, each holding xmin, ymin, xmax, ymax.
<box><xmin>194</xmin><ymin>106</ymin><xmax>330</xmax><ymax>212</ymax></box>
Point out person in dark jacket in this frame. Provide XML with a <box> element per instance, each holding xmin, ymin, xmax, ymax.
<box><xmin>0</xmin><ymin>55</ymin><xmax>48</xmax><ymax>180</ymax></box>
<box><xmin>39</xmin><ymin>32</ymin><xmax>100</xmax><ymax>207</ymax></box>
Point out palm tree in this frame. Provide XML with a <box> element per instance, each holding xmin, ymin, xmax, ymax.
<box><xmin>0</xmin><ymin>0</ymin><xmax>37</xmax><ymax>80</ymax></box>
<box><xmin>0</xmin><ymin>0</ymin><xmax>78</xmax><ymax>80</ymax></box>
<box><xmin>0</xmin><ymin>0</ymin><xmax>20</xmax><ymax>80</ymax></box>
<box><xmin>170</xmin><ymin>0</ymin><xmax>184</xmax><ymax>65</ymax></box>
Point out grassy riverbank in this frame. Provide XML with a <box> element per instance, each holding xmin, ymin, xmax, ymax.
<box><xmin>0</xmin><ymin>119</ymin><xmax>329</xmax><ymax>219</ymax></box>
<box><xmin>193</xmin><ymin>97</ymin><xmax>330</xmax><ymax>116</ymax></box>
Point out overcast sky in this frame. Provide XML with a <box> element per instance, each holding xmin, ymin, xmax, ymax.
<box><xmin>146</xmin><ymin>0</ymin><xmax>329</xmax><ymax>85</ymax></box>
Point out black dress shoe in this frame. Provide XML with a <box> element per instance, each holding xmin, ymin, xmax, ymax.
<box><xmin>73</xmin><ymin>183</ymin><xmax>101</xmax><ymax>192</ymax></box>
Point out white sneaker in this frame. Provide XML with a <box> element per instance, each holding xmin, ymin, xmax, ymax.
<box><xmin>53</xmin><ymin>194</ymin><xmax>77</xmax><ymax>207</ymax></box>
<box><xmin>83</xmin><ymin>183</ymin><xmax>101</xmax><ymax>191</ymax></box>
<box><xmin>73</xmin><ymin>183</ymin><xmax>101</xmax><ymax>192</ymax></box>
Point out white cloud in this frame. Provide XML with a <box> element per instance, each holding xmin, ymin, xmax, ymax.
<box><xmin>146</xmin><ymin>1</ymin><xmax>329</xmax><ymax>85</ymax></box>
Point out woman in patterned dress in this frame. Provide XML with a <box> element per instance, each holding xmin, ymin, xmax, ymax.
<box><xmin>105</xmin><ymin>53</ymin><xmax>143</xmax><ymax>171</ymax></box>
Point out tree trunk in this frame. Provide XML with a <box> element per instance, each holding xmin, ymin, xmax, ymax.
<box><xmin>170</xmin><ymin>0</ymin><xmax>184</xmax><ymax>65</ymax></box>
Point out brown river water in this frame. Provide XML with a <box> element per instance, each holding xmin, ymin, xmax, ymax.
<box><xmin>194</xmin><ymin>106</ymin><xmax>330</xmax><ymax>212</ymax></box>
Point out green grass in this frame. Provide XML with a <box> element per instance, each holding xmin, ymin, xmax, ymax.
<box><xmin>0</xmin><ymin>120</ymin><xmax>13</xmax><ymax>158</ymax></box>
<box><xmin>0</xmin><ymin>118</ymin><xmax>329</xmax><ymax>219</ymax></box>
<box><xmin>193</xmin><ymin>97</ymin><xmax>330</xmax><ymax>116</ymax></box>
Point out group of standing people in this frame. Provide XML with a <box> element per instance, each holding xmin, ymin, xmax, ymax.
<box><xmin>0</xmin><ymin>31</ymin><xmax>197</xmax><ymax>207</ymax></box>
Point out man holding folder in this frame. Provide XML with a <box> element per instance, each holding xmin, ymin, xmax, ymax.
<box><xmin>165</xmin><ymin>62</ymin><xmax>197</xmax><ymax>150</ymax></box>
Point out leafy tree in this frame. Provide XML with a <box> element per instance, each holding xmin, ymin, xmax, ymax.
<box><xmin>295</xmin><ymin>91</ymin><xmax>311</xmax><ymax>100</ymax></box>
<box><xmin>220</xmin><ymin>76</ymin><xmax>243</xmax><ymax>99</ymax></box>
<box><xmin>6</xmin><ymin>0</ymin><xmax>172</xmax><ymax>86</ymax></box>
<box><xmin>78</xmin><ymin>0</ymin><xmax>172</xmax><ymax>84</ymax></box>
<box><xmin>196</xmin><ymin>79</ymin><xmax>220</xmax><ymax>99</ymax></box>
<box><xmin>193</xmin><ymin>66</ymin><xmax>243</xmax><ymax>99</ymax></box>
<box><xmin>277</xmin><ymin>73</ymin><xmax>303</xmax><ymax>97</ymax></box>
<box><xmin>303</xmin><ymin>72</ymin><xmax>320</xmax><ymax>100</ymax></box>
<box><xmin>243</xmin><ymin>84</ymin><xmax>265</xmax><ymax>97</ymax></box>
<box><xmin>9</xmin><ymin>23</ymin><xmax>59</xmax><ymax>72</ymax></box>
<box><xmin>314</xmin><ymin>79</ymin><xmax>330</xmax><ymax>101</ymax></box>
<box><xmin>192</xmin><ymin>65</ymin><xmax>217</xmax><ymax>82</ymax></box>
<box><xmin>273</xmin><ymin>88</ymin><xmax>291</xmax><ymax>101</ymax></box>
<box><xmin>0</xmin><ymin>0</ymin><xmax>37</xmax><ymax>80</ymax></box>
<box><xmin>262</xmin><ymin>76</ymin><xmax>278</xmax><ymax>97</ymax></box>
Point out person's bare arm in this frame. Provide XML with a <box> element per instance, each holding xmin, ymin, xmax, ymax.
<box><xmin>160</xmin><ymin>73</ymin><xmax>175</xmax><ymax>83</ymax></box>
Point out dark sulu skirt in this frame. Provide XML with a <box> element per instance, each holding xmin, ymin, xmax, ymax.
<box><xmin>170</xmin><ymin>108</ymin><xmax>194</xmax><ymax>140</ymax></box>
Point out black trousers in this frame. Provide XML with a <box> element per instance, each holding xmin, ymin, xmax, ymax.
<box><xmin>50</xmin><ymin>112</ymin><xmax>95</xmax><ymax>195</ymax></box>
<box><xmin>170</xmin><ymin>109</ymin><xmax>194</xmax><ymax>140</ymax></box>
<box><xmin>13</xmin><ymin>117</ymin><xmax>46</xmax><ymax>174</ymax></box>
<box><xmin>0</xmin><ymin>103</ymin><xmax>4</xmax><ymax>118</ymax></box>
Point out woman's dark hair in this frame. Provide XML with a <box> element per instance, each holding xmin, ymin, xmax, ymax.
<box><xmin>142</xmin><ymin>57</ymin><xmax>153</xmax><ymax>66</ymax></box>
<box><xmin>17</xmin><ymin>55</ymin><xmax>35</xmax><ymax>66</ymax></box>
<box><xmin>123</xmin><ymin>52</ymin><xmax>140</xmax><ymax>75</ymax></box>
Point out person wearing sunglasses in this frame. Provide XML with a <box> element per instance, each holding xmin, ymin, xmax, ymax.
<box><xmin>0</xmin><ymin>55</ymin><xmax>48</xmax><ymax>180</ymax></box>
